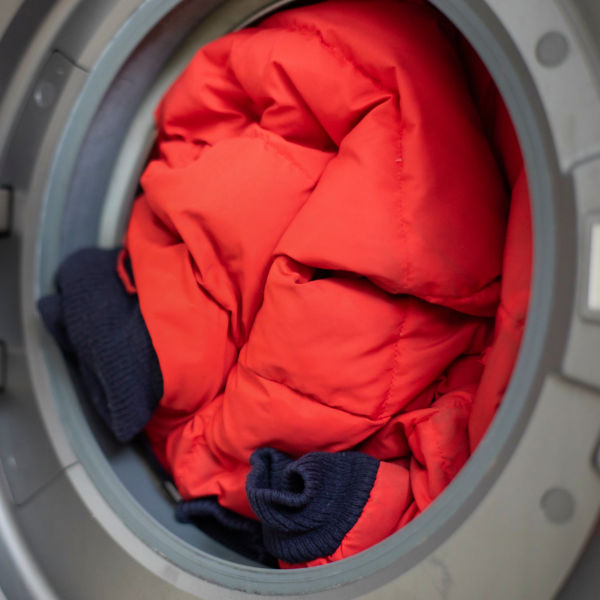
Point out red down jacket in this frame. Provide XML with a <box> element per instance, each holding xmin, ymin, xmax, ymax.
<box><xmin>120</xmin><ymin>0</ymin><xmax>531</xmax><ymax>566</ymax></box>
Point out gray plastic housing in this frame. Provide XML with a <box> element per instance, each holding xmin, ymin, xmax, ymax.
<box><xmin>0</xmin><ymin>0</ymin><xmax>599</xmax><ymax>598</ymax></box>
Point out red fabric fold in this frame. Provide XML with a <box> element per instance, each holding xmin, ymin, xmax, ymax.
<box><xmin>121</xmin><ymin>0</ymin><xmax>530</xmax><ymax>565</ymax></box>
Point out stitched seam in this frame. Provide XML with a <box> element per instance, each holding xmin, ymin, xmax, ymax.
<box><xmin>275</xmin><ymin>21</ymin><xmax>394</xmax><ymax>95</ymax></box>
<box><xmin>390</xmin><ymin>50</ymin><xmax>408</xmax><ymax>287</ymax></box>
<box><xmin>243</xmin><ymin>127</ymin><xmax>317</xmax><ymax>181</ymax></box>
<box><xmin>240</xmin><ymin>363</ymin><xmax>388</xmax><ymax>424</ymax></box>
<box><xmin>380</xmin><ymin>307</ymin><xmax>407</xmax><ymax>421</ymax></box>
<box><xmin>380</xmin><ymin>90</ymin><xmax>407</xmax><ymax>420</ymax></box>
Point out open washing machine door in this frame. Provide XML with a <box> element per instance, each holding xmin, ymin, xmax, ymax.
<box><xmin>0</xmin><ymin>0</ymin><xmax>599</xmax><ymax>598</ymax></box>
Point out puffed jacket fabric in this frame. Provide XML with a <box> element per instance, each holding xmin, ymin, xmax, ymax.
<box><xmin>39</xmin><ymin>0</ymin><xmax>531</xmax><ymax>567</ymax></box>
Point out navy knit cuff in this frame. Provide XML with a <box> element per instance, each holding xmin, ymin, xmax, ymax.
<box><xmin>176</xmin><ymin>497</ymin><xmax>276</xmax><ymax>566</ymax></box>
<box><xmin>38</xmin><ymin>247</ymin><xmax>163</xmax><ymax>442</ymax></box>
<box><xmin>246</xmin><ymin>448</ymin><xmax>379</xmax><ymax>564</ymax></box>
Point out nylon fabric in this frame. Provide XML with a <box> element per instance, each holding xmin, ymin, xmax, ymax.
<box><xmin>117</xmin><ymin>0</ymin><xmax>530</xmax><ymax>565</ymax></box>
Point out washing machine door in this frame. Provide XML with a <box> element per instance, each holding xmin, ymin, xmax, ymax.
<box><xmin>0</xmin><ymin>0</ymin><xmax>599</xmax><ymax>599</ymax></box>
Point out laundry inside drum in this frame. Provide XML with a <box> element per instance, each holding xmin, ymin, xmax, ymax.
<box><xmin>38</xmin><ymin>0</ymin><xmax>531</xmax><ymax>570</ymax></box>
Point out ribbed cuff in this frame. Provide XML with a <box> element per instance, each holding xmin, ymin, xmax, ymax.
<box><xmin>246</xmin><ymin>448</ymin><xmax>379</xmax><ymax>564</ymax></box>
<box><xmin>38</xmin><ymin>247</ymin><xmax>163</xmax><ymax>442</ymax></box>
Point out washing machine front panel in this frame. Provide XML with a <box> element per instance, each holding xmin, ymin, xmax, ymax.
<box><xmin>0</xmin><ymin>0</ymin><xmax>599</xmax><ymax>598</ymax></box>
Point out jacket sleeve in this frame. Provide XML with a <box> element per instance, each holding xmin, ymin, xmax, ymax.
<box><xmin>247</xmin><ymin>448</ymin><xmax>413</xmax><ymax>567</ymax></box>
<box><xmin>37</xmin><ymin>248</ymin><xmax>163</xmax><ymax>443</ymax></box>
<box><xmin>248</xmin><ymin>357</ymin><xmax>481</xmax><ymax>568</ymax></box>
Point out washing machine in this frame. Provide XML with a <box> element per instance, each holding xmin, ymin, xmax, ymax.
<box><xmin>0</xmin><ymin>0</ymin><xmax>599</xmax><ymax>598</ymax></box>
